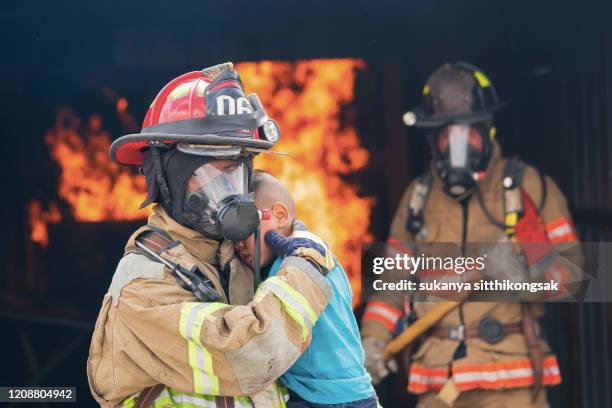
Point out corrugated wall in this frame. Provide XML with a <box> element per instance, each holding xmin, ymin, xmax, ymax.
<box><xmin>488</xmin><ymin>2</ymin><xmax>612</xmax><ymax>406</ymax></box>
<box><xmin>563</xmin><ymin>7</ymin><xmax>612</xmax><ymax>408</ymax></box>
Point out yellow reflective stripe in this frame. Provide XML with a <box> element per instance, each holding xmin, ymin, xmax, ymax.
<box><xmin>262</xmin><ymin>280</ymin><xmax>309</xmax><ymax>341</ymax></box>
<box><xmin>191</xmin><ymin>304</ymin><xmax>225</xmax><ymax>395</ymax></box>
<box><xmin>284</xmin><ymin>302</ymin><xmax>309</xmax><ymax>342</ymax></box>
<box><xmin>269</xmin><ymin>277</ymin><xmax>317</xmax><ymax>322</ymax></box>
<box><xmin>474</xmin><ymin>70</ymin><xmax>491</xmax><ymax>88</ymax></box>
<box><xmin>261</xmin><ymin>277</ymin><xmax>318</xmax><ymax>341</ymax></box>
<box><xmin>179</xmin><ymin>302</ymin><xmax>197</xmax><ymax>337</ymax></box>
<box><xmin>123</xmin><ymin>395</ymin><xmax>137</xmax><ymax>408</ymax></box>
<box><xmin>235</xmin><ymin>397</ymin><xmax>254</xmax><ymax>408</ymax></box>
<box><xmin>151</xmin><ymin>396</ymin><xmax>174</xmax><ymax>408</ymax></box>
<box><xmin>292</xmin><ymin>231</ymin><xmax>335</xmax><ymax>270</ymax></box>
<box><xmin>276</xmin><ymin>382</ymin><xmax>289</xmax><ymax>407</ymax></box>
<box><xmin>179</xmin><ymin>302</ymin><xmax>228</xmax><ymax>395</ymax></box>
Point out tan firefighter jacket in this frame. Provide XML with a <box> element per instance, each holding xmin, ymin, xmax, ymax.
<box><xmin>87</xmin><ymin>205</ymin><xmax>332</xmax><ymax>407</ymax></box>
<box><xmin>361</xmin><ymin>141</ymin><xmax>583</xmax><ymax>394</ymax></box>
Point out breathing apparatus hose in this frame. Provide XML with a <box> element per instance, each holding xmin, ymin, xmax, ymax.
<box><xmin>253</xmin><ymin>224</ymin><xmax>261</xmax><ymax>290</ymax></box>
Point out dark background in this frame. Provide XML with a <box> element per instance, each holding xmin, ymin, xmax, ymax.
<box><xmin>1</xmin><ymin>0</ymin><xmax>611</xmax><ymax>407</ymax></box>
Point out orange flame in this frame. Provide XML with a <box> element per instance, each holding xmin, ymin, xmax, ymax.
<box><xmin>28</xmin><ymin>201</ymin><xmax>61</xmax><ymax>248</ymax></box>
<box><xmin>238</xmin><ymin>60</ymin><xmax>372</xmax><ymax>303</ymax></box>
<box><xmin>44</xmin><ymin>108</ymin><xmax>149</xmax><ymax>222</ymax></box>
<box><xmin>29</xmin><ymin>108</ymin><xmax>150</xmax><ymax>246</ymax></box>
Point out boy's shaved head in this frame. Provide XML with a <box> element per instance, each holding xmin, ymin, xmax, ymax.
<box><xmin>235</xmin><ymin>170</ymin><xmax>296</xmax><ymax>268</ymax></box>
<box><xmin>252</xmin><ymin>170</ymin><xmax>296</xmax><ymax>218</ymax></box>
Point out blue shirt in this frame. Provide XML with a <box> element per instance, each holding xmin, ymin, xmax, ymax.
<box><xmin>267</xmin><ymin>257</ymin><xmax>374</xmax><ymax>404</ymax></box>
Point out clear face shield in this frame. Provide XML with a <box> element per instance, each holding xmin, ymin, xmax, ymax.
<box><xmin>182</xmin><ymin>159</ymin><xmax>259</xmax><ymax>242</ymax></box>
<box><xmin>186</xmin><ymin>160</ymin><xmax>249</xmax><ymax>213</ymax></box>
<box><xmin>434</xmin><ymin>124</ymin><xmax>485</xmax><ymax>196</ymax></box>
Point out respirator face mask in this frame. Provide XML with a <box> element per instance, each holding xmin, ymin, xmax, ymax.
<box><xmin>433</xmin><ymin>124</ymin><xmax>486</xmax><ymax>197</ymax></box>
<box><xmin>182</xmin><ymin>158</ymin><xmax>259</xmax><ymax>242</ymax></box>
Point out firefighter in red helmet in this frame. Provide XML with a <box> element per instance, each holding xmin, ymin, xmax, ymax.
<box><xmin>87</xmin><ymin>63</ymin><xmax>333</xmax><ymax>407</ymax></box>
<box><xmin>360</xmin><ymin>62</ymin><xmax>584</xmax><ymax>407</ymax></box>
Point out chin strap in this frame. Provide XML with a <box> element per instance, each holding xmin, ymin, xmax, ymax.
<box><xmin>150</xmin><ymin>143</ymin><xmax>172</xmax><ymax>211</ymax></box>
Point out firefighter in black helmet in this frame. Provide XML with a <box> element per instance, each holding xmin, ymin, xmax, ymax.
<box><xmin>361</xmin><ymin>62</ymin><xmax>583</xmax><ymax>407</ymax></box>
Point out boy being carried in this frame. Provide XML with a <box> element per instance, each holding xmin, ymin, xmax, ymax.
<box><xmin>235</xmin><ymin>170</ymin><xmax>379</xmax><ymax>408</ymax></box>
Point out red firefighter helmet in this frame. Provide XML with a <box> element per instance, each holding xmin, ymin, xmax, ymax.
<box><xmin>110</xmin><ymin>62</ymin><xmax>280</xmax><ymax>166</ymax></box>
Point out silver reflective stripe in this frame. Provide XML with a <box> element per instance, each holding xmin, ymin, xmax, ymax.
<box><xmin>184</xmin><ymin>303</ymin><xmax>209</xmax><ymax>339</ymax></box>
<box><xmin>179</xmin><ymin>302</ymin><xmax>227</xmax><ymax>395</ymax></box>
<box><xmin>408</xmin><ymin>373</ymin><xmax>448</xmax><ymax>385</ymax></box>
<box><xmin>544</xmin><ymin>366</ymin><xmax>560</xmax><ymax>376</ymax></box>
<box><xmin>548</xmin><ymin>224</ymin><xmax>572</xmax><ymax>239</ymax></box>
<box><xmin>170</xmin><ymin>393</ymin><xmax>217</xmax><ymax>407</ymax></box>
<box><xmin>364</xmin><ymin>304</ymin><xmax>400</xmax><ymax>324</ymax></box>
<box><xmin>184</xmin><ymin>304</ymin><xmax>215</xmax><ymax>394</ymax></box>
<box><xmin>282</xmin><ymin>256</ymin><xmax>332</xmax><ymax>299</ymax></box>
<box><xmin>454</xmin><ymin>367</ymin><xmax>533</xmax><ymax>383</ymax></box>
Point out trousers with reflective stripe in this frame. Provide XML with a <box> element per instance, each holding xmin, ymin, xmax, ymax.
<box><xmin>408</xmin><ymin>355</ymin><xmax>561</xmax><ymax>394</ymax></box>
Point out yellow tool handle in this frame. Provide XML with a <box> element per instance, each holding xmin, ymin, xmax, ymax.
<box><xmin>383</xmin><ymin>301</ymin><xmax>461</xmax><ymax>360</ymax></box>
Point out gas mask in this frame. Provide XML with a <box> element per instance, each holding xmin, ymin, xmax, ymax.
<box><xmin>432</xmin><ymin>123</ymin><xmax>491</xmax><ymax>197</ymax></box>
<box><xmin>182</xmin><ymin>158</ymin><xmax>259</xmax><ymax>242</ymax></box>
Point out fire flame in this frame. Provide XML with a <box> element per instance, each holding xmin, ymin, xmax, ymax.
<box><xmin>45</xmin><ymin>109</ymin><xmax>149</xmax><ymax>222</ymax></box>
<box><xmin>29</xmin><ymin>60</ymin><xmax>373</xmax><ymax>303</ymax></box>
<box><xmin>238</xmin><ymin>60</ymin><xmax>372</xmax><ymax>303</ymax></box>
<box><xmin>28</xmin><ymin>201</ymin><xmax>61</xmax><ymax>248</ymax></box>
<box><xmin>28</xmin><ymin>108</ymin><xmax>149</xmax><ymax>246</ymax></box>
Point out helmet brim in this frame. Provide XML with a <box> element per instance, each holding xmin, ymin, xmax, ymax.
<box><xmin>406</xmin><ymin>100</ymin><xmax>511</xmax><ymax>128</ymax></box>
<box><xmin>110</xmin><ymin>133</ymin><xmax>274</xmax><ymax>166</ymax></box>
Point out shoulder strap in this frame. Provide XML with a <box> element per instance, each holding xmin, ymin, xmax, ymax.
<box><xmin>134</xmin><ymin>384</ymin><xmax>165</xmax><ymax>408</ymax></box>
<box><xmin>405</xmin><ymin>171</ymin><xmax>434</xmax><ymax>235</ymax></box>
<box><xmin>135</xmin><ymin>228</ymin><xmax>177</xmax><ymax>260</ymax></box>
